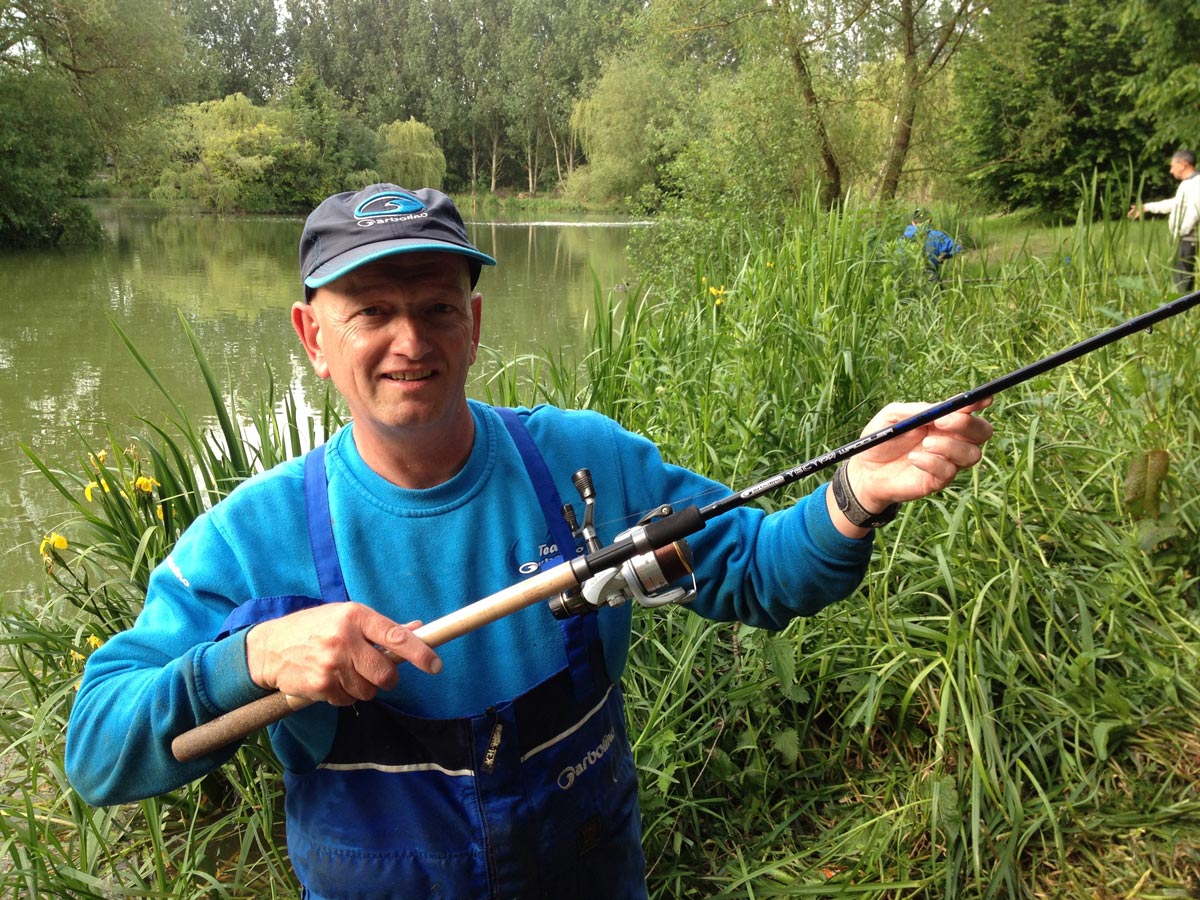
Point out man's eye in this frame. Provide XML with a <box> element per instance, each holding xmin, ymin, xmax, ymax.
<box><xmin>358</xmin><ymin>306</ymin><xmax>384</xmax><ymax>317</ymax></box>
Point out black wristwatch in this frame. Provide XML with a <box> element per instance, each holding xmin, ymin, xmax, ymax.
<box><xmin>831</xmin><ymin>464</ymin><xmax>900</xmax><ymax>529</ymax></box>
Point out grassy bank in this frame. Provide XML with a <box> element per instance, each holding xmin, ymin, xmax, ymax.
<box><xmin>3</xmin><ymin>194</ymin><xmax>1197</xmax><ymax>897</ymax></box>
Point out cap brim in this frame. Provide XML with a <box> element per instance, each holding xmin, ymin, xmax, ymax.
<box><xmin>305</xmin><ymin>240</ymin><xmax>497</xmax><ymax>289</ymax></box>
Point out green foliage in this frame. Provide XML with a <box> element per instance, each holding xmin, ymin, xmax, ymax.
<box><xmin>0</xmin><ymin>70</ymin><xmax>105</xmax><ymax>247</ymax></box>
<box><xmin>1117</xmin><ymin>0</ymin><xmax>1200</xmax><ymax>153</ymax></box>
<box><xmin>3</xmin><ymin>0</ymin><xmax>1194</xmax><ymax>225</ymax></box>
<box><xmin>0</xmin><ymin>0</ymin><xmax>185</xmax><ymax>241</ymax></box>
<box><xmin>567</xmin><ymin>51</ymin><xmax>686</xmax><ymax>205</ymax></box>
<box><xmin>147</xmin><ymin>78</ymin><xmax>381</xmax><ymax>213</ymax></box>
<box><xmin>151</xmin><ymin>94</ymin><xmax>284</xmax><ymax>213</ymax></box>
<box><xmin>660</xmin><ymin>59</ymin><xmax>826</xmax><ymax>214</ymax></box>
<box><xmin>953</xmin><ymin>0</ymin><xmax>1153</xmax><ymax>218</ymax></box>
<box><xmin>377</xmin><ymin>118</ymin><xmax>447</xmax><ymax>189</ymax></box>
<box><xmin>0</xmin><ymin>0</ymin><xmax>183</xmax><ymax>245</ymax></box>
<box><xmin>0</xmin><ymin>0</ymin><xmax>185</xmax><ymax>140</ymax></box>
<box><xmin>4</xmin><ymin>312</ymin><xmax>341</xmax><ymax>895</ymax></box>
<box><xmin>175</xmin><ymin>0</ymin><xmax>284</xmax><ymax>105</ymax></box>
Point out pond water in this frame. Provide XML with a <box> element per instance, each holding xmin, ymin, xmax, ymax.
<box><xmin>0</xmin><ymin>200</ymin><xmax>647</xmax><ymax>609</ymax></box>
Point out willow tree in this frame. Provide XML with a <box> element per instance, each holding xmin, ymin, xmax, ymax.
<box><xmin>377</xmin><ymin>118</ymin><xmax>447</xmax><ymax>189</ymax></box>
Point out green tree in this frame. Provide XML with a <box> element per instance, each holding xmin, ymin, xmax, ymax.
<box><xmin>953</xmin><ymin>0</ymin><xmax>1151</xmax><ymax>216</ymax></box>
<box><xmin>145</xmin><ymin>78</ymin><xmax>380</xmax><ymax>213</ymax></box>
<box><xmin>568</xmin><ymin>51</ymin><xmax>688</xmax><ymax>204</ymax></box>
<box><xmin>414</xmin><ymin>0</ymin><xmax>511</xmax><ymax>192</ymax></box>
<box><xmin>574</xmin><ymin>0</ymin><xmax>983</xmax><ymax>211</ymax></box>
<box><xmin>459</xmin><ymin>0</ymin><xmax>513</xmax><ymax>192</ymax></box>
<box><xmin>150</xmin><ymin>93</ymin><xmax>283</xmax><ymax>212</ymax></box>
<box><xmin>0</xmin><ymin>0</ymin><xmax>185</xmax><ymax>245</ymax></box>
<box><xmin>500</xmin><ymin>0</ymin><xmax>635</xmax><ymax>193</ymax></box>
<box><xmin>280</xmin><ymin>0</ymin><xmax>426</xmax><ymax>127</ymax></box>
<box><xmin>0</xmin><ymin>70</ymin><xmax>104</xmax><ymax>246</ymax></box>
<box><xmin>275</xmin><ymin>65</ymin><xmax>380</xmax><ymax>206</ymax></box>
<box><xmin>274</xmin><ymin>0</ymin><xmax>635</xmax><ymax>193</ymax></box>
<box><xmin>868</xmin><ymin>0</ymin><xmax>988</xmax><ymax>200</ymax></box>
<box><xmin>377</xmin><ymin>117</ymin><xmax>447</xmax><ymax>188</ymax></box>
<box><xmin>1117</xmin><ymin>0</ymin><xmax>1200</xmax><ymax>154</ymax></box>
<box><xmin>175</xmin><ymin>0</ymin><xmax>284</xmax><ymax>105</ymax></box>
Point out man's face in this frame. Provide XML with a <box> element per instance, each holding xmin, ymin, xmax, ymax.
<box><xmin>293</xmin><ymin>252</ymin><xmax>481</xmax><ymax>446</ymax></box>
<box><xmin>1170</xmin><ymin>156</ymin><xmax>1190</xmax><ymax>180</ymax></box>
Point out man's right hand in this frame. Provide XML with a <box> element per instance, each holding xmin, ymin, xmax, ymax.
<box><xmin>245</xmin><ymin>603</ymin><xmax>442</xmax><ymax>705</ymax></box>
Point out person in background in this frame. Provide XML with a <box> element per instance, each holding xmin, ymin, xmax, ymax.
<box><xmin>902</xmin><ymin>208</ymin><xmax>963</xmax><ymax>282</ymax></box>
<box><xmin>1128</xmin><ymin>148</ymin><xmax>1200</xmax><ymax>294</ymax></box>
<box><xmin>65</xmin><ymin>184</ymin><xmax>994</xmax><ymax>900</ymax></box>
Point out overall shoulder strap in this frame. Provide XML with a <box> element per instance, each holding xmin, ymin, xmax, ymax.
<box><xmin>305</xmin><ymin>443</ymin><xmax>350</xmax><ymax>603</ymax></box>
<box><xmin>493</xmin><ymin>406</ymin><xmax>580</xmax><ymax>562</ymax></box>
<box><xmin>493</xmin><ymin>406</ymin><xmax>604</xmax><ymax>698</ymax></box>
<box><xmin>215</xmin><ymin>445</ymin><xmax>342</xmax><ymax>639</ymax></box>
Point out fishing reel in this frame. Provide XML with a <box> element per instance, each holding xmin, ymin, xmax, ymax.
<box><xmin>548</xmin><ymin>469</ymin><xmax>697</xmax><ymax>620</ymax></box>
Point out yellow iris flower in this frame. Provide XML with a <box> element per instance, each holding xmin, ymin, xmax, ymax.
<box><xmin>134</xmin><ymin>475</ymin><xmax>160</xmax><ymax>494</ymax></box>
<box><xmin>84</xmin><ymin>480</ymin><xmax>110</xmax><ymax>502</ymax></box>
<box><xmin>39</xmin><ymin>533</ymin><xmax>67</xmax><ymax>557</ymax></box>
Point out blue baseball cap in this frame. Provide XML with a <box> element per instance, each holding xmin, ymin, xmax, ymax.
<box><xmin>299</xmin><ymin>185</ymin><xmax>496</xmax><ymax>297</ymax></box>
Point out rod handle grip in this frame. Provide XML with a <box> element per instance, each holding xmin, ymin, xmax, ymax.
<box><xmin>170</xmin><ymin>562</ymin><xmax>583</xmax><ymax>763</ymax></box>
<box><xmin>171</xmin><ymin>691</ymin><xmax>313</xmax><ymax>762</ymax></box>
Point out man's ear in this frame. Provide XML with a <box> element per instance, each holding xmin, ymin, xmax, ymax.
<box><xmin>292</xmin><ymin>302</ymin><xmax>330</xmax><ymax>379</ymax></box>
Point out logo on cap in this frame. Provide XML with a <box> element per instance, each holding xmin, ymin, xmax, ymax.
<box><xmin>355</xmin><ymin>191</ymin><xmax>427</xmax><ymax>219</ymax></box>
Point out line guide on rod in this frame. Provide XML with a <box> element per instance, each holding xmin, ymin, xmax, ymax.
<box><xmin>171</xmin><ymin>288</ymin><xmax>1200</xmax><ymax>762</ymax></box>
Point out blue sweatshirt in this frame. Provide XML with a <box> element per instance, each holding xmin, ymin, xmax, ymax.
<box><xmin>66</xmin><ymin>402</ymin><xmax>874</xmax><ymax>805</ymax></box>
<box><xmin>902</xmin><ymin>223</ymin><xmax>962</xmax><ymax>265</ymax></box>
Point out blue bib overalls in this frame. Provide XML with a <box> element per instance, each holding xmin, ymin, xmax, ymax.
<box><xmin>222</xmin><ymin>411</ymin><xmax>648</xmax><ymax>899</ymax></box>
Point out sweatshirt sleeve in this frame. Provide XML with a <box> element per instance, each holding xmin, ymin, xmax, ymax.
<box><xmin>596</xmin><ymin>414</ymin><xmax>876</xmax><ymax>630</ymax></box>
<box><xmin>1141</xmin><ymin>196</ymin><xmax>1176</xmax><ymax>216</ymax></box>
<box><xmin>65</xmin><ymin>516</ymin><xmax>270</xmax><ymax>806</ymax></box>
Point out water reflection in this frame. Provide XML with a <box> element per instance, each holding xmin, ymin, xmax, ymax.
<box><xmin>0</xmin><ymin>201</ymin><xmax>645</xmax><ymax>608</ymax></box>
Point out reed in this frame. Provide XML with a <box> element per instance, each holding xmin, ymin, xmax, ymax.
<box><xmin>497</xmin><ymin>189</ymin><xmax>1200</xmax><ymax>896</ymax></box>
<box><xmin>5</xmin><ymin>191</ymin><xmax>1198</xmax><ymax>897</ymax></box>
<box><xmin>4</xmin><ymin>312</ymin><xmax>340</xmax><ymax>897</ymax></box>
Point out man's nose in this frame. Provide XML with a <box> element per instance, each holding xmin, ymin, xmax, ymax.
<box><xmin>387</xmin><ymin>314</ymin><xmax>430</xmax><ymax>357</ymax></box>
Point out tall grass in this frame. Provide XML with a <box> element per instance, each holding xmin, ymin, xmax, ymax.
<box><xmin>2</xmin><ymin>313</ymin><xmax>341</xmax><ymax>897</ymax></box>
<box><xmin>492</xmin><ymin>188</ymin><xmax>1200</xmax><ymax>897</ymax></box>
<box><xmin>5</xmin><ymin>190</ymin><xmax>1198</xmax><ymax>897</ymax></box>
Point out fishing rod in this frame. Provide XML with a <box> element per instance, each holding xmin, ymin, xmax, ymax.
<box><xmin>171</xmin><ymin>288</ymin><xmax>1200</xmax><ymax>763</ymax></box>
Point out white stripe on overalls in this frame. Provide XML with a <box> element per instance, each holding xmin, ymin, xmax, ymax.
<box><xmin>316</xmin><ymin>685</ymin><xmax>615</xmax><ymax>775</ymax></box>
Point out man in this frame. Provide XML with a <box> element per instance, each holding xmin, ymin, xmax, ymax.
<box><xmin>1128</xmin><ymin>149</ymin><xmax>1200</xmax><ymax>293</ymax></box>
<box><xmin>901</xmin><ymin>208</ymin><xmax>962</xmax><ymax>281</ymax></box>
<box><xmin>66</xmin><ymin>185</ymin><xmax>993</xmax><ymax>899</ymax></box>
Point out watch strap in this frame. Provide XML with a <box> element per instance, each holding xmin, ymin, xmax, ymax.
<box><xmin>831</xmin><ymin>464</ymin><xmax>900</xmax><ymax>529</ymax></box>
